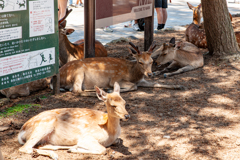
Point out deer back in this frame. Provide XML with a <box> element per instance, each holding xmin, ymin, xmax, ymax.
<box><xmin>0</xmin><ymin>78</ymin><xmax>49</xmax><ymax>99</ymax></box>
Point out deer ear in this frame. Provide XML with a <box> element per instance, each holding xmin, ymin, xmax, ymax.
<box><xmin>113</xmin><ymin>82</ymin><xmax>120</xmax><ymax>93</ymax></box>
<box><xmin>198</xmin><ymin>3</ymin><xmax>202</xmax><ymax>9</ymax></box>
<box><xmin>187</xmin><ymin>2</ymin><xmax>194</xmax><ymax>10</ymax></box>
<box><xmin>66</xmin><ymin>28</ymin><xmax>75</xmax><ymax>35</ymax></box>
<box><xmin>169</xmin><ymin>37</ymin><xmax>175</xmax><ymax>45</ymax></box>
<box><xmin>95</xmin><ymin>86</ymin><xmax>107</xmax><ymax>101</ymax></box>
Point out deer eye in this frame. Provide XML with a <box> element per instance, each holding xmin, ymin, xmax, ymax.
<box><xmin>139</xmin><ymin>62</ymin><xmax>144</xmax><ymax>65</ymax></box>
<box><xmin>112</xmin><ymin>105</ymin><xmax>117</xmax><ymax>108</ymax></box>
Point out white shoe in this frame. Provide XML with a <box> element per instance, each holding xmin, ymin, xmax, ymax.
<box><xmin>132</xmin><ymin>23</ymin><xmax>140</xmax><ymax>31</ymax></box>
<box><xmin>103</xmin><ymin>26</ymin><xmax>113</xmax><ymax>32</ymax></box>
<box><xmin>75</xmin><ymin>4</ymin><xmax>79</xmax><ymax>8</ymax></box>
<box><xmin>80</xmin><ymin>3</ymin><xmax>84</xmax><ymax>7</ymax></box>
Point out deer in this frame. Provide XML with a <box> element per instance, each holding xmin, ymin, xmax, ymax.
<box><xmin>52</xmin><ymin>41</ymin><xmax>185</xmax><ymax>96</ymax></box>
<box><xmin>0</xmin><ymin>149</ymin><xmax>4</xmax><ymax>160</ymax></box>
<box><xmin>153</xmin><ymin>37</ymin><xmax>204</xmax><ymax>78</ymax></box>
<box><xmin>58</xmin><ymin>9</ymin><xmax>107</xmax><ymax>66</ymax></box>
<box><xmin>18</xmin><ymin>82</ymin><xmax>129</xmax><ymax>160</ymax></box>
<box><xmin>0</xmin><ymin>78</ymin><xmax>50</xmax><ymax>99</ymax></box>
<box><xmin>185</xmin><ymin>3</ymin><xmax>207</xmax><ymax>48</ymax></box>
<box><xmin>58</xmin><ymin>9</ymin><xmax>107</xmax><ymax>67</ymax></box>
<box><xmin>186</xmin><ymin>2</ymin><xmax>240</xmax><ymax>49</ymax></box>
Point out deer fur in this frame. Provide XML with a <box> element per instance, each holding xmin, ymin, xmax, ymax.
<box><xmin>18</xmin><ymin>82</ymin><xmax>129</xmax><ymax>160</ymax></box>
<box><xmin>53</xmin><ymin>41</ymin><xmax>184</xmax><ymax>95</ymax></box>
<box><xmin>154</xmin><ymin>37</ymin><xmax>204</xmax><ymax>78</ymax></box>
<box><xmin>0</xmin><ymin>78</ymin><xmax>50</xmax><ymax>99</ymax></box>
<box><xmin>58</xmin><ymin>9</ymin><xmax>107</xmax><ymax>66</ymax></box>
<box><xmin>0</xmin><ymin>149</ymin><xmax>4</xmax><ymax>160</ymax></box>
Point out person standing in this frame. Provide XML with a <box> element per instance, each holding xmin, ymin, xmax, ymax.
<box><xmin>155</xmin><ymin>0</ymin><xmax>171</xmax><ymax>32</ymax></box>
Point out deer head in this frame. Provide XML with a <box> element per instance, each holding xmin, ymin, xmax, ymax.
<box><xmin>129</xmin><ymin>41</ymin><xmax>156</xmax><ymax>77</ymax></box>
<box><xmin>95</xmin><ymin>82</ymin><xmax>130</xmax><ymax>121</ymax></box>
<box><xmin>187</xmin><ymin>2</ymin><xmax>202</xmax><ymax>25</ymax></box>
<box><xmin>156</xmin><ymin>38</ymin><xmax>176</xmax><ymax>66</ymax></box>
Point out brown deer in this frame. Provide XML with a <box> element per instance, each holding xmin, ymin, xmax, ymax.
<box><xmin>154</xmin><ymin>37</ymin><xmax>204</xmax><ymax>78</ymax></box>
<box><xmin>0</xmin><ymin>78</ymin><xmax>50</xmax><ymax>99</ymax></box>
<box><xmin>18</xmin><ymin>82</ymin><xmax>129</xmax><ymax>159</ymax></box>
<box><xmin>53</xmin><ymin>41</ymin><xmax>184</xmax><ymax>95</ymax></box>
<box><xmin>186</xmin><ymin>2</ymin><xmax>240</xmax><ymax>48</ymax></box>
<box><xmin>59</xmin><ymin>9</ymin><xmax>107</xmax><ymax>66</ymax></box>
<box><xmin>0</xmin><ymin>149</ymin><xmax>4</xmax><ymax>160</ymax></box>
<box><xmin>185</xmin><ymin>3</ymin><xmax>207</xmax><ymax>48</ymax></box>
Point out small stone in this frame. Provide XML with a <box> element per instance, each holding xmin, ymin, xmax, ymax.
<box><xmin>163</xmin><ymin>135</ymin><xmax>170</xmax><ymax>139</ymax></box>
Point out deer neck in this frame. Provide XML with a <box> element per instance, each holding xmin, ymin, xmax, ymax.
<box><xmin>193</xmin><ymin>13</ymin><xmax>201</xmax><ymax>25</ymax></box>
<box><xmin>105</xmin><ymin>103</ymin><xmax>120</xmax><ymax>136</ymax></box>
<box><xmin>128</xmin><ymin>61</ymin><xmax>144</xmax><ymax>83</ymax></box>
<box><xmin>59</xmin><ymin>33</ymin><xmax>78</xmax><ymax>64</ymax></box>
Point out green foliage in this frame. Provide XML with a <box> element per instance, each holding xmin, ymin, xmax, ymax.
<box><xmin>0</xmin><ymin>104</ymin><xmax>40</xmax><ymax>118</ymax></box>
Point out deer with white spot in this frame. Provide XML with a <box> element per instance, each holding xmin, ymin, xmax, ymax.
<box><xmin>186</xmin><ymin>2</ymin><xmax>240</xmax><ymax>48</ymax></box>
<box><xmin>59</xmin><ymin>9</ymin><xmax>107</xmax><ymax>66</ymax></box>
<box><xmin>53</xmin><ymin>41</ymin><xmax>184</xmax><ymax>96</ymax></box>
<box><xmin>18</xmin><ymin>82</ymin><xmax>129</xmax><ymax>160</ymax></box>
<box><xmin>154</xmin><ymin>37</ymin><xmax>203</xmax><ymax>78</ymax></box>
<box><xmin>185</xmin><ymin>3</ymin><xmax>207</xmax><ymax>48</ymax></box>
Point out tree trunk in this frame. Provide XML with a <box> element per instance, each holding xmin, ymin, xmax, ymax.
<box><xmin>201</xmin><ymin>0</ymin><xmax>239</xmax><ymax>58</ymax></box>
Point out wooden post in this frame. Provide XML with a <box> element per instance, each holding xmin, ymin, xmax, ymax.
<box><xmin>144</xmin><ymin>2</ymin><xmax>154</xmax><ymax>51</ymax></box>
<box><xmin>84</xmin><ymin>0</ymin><xmax>95</xmax><ymax>58</ymax></box>
<box><xmin>52</xmin><ymin>74</ymin><xmax>60</xmax><ymax>94</ymax></box>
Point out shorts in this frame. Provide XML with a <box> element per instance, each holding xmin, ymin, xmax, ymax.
<box><xmin>155</xmin><ymin>0</ymin><xmax>168</xmax><ymax>8</ymax></box>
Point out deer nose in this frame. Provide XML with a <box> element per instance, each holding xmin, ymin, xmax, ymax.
<box><xmin>124</xmin><ymin>114</ymin><xmax>130</xmax><ymax>120</ymax></box>
<box><xmin>148</xmin><ymin>73</ymin><xmax>153</xmax><ymax>77</ymax></box>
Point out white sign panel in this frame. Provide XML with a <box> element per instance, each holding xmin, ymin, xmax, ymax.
<box><xmin>29</xmin><ymin>0</ymin><xmax>55</xmax><ymax>37</ymax></box>
<box><xmin>0</xmin><ymin>47</ymin><xmax>55</xmax><ymax>76</ymax></box>
<box><xmin>0</xmin><ymin>26</ymin><xmax>22</xmax><ymax>42</ymax></box>
<box><xmin>0</xmin><ymin>0</ymin><xmax>27</xmax><ymax>13</ymax></box>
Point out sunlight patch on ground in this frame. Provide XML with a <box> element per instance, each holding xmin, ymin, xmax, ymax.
<box><xmin>207</xmin><ymin>95</ymin><xmax>236</xmax><ymax>107</ymax></box>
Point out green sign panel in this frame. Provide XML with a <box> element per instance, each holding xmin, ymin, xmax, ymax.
<box><xmin>0</xmin><ymin>0</ymin><xmax>59</xmax><ymax>90</ymax></box>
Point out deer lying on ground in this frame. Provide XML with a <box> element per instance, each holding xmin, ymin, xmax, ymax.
<box><xmin>53</xmin><ymin>41</ymin><xmax>184</xmax><ymax>95</ymax></box>
<box><xmin>18</xmin><ymin>82</ymin><xmax>129</xmax><ymax>160</ymax></box>
<box><xmin>185</xmin><ymin>3</ymin><xmax>207</xmax><ymax>48</ymax></box>
<box><xmin>59</xmin><ymin>9</ymin><xmax>107</xmax><ymax>66</ymax></box>
<box><xmin>153</xmin><ymin>37</ymin><xmax>204</xmax><ymax>78</ymax></box>
<box><xmin>0</xmin><ymin>78</ymin><xmax>50</xmax><ymax>99</ymax></box>
<box><xmin>186</xmin><ymin>2</ymin><xmax>240</xmax><ymax>48</ymax></box>
<box><xmin>0</xmin><ymin>149</ymin><xmax>4</xmax><ymax>160</ymax></box>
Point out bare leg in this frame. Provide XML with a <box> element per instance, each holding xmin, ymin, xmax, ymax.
<box><xmin>58</xmin><ymin>0</ymin><xmax>68</xmax><ymax>20</ymax></box>
<box><xmin>137</xmin><ymin>79</ymin><xmax>185</xmax><ymax>90</ymax></box>
<box><xmin>0</xmin><ymin>148</ymin><xmax>4</xmax><ymax>160</ymax></box>
<box><xmin>162</xmin><ymin>8</ymin><xmax>168</xmax><ymax>24</ymax></box>
<box><xmin>164</xmin><ymin>65</ymin><xmax>195</xmax><ymax>78</ymax></box>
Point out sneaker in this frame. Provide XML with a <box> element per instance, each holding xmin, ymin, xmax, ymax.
<box><xmin>75</xmin><ymin>4</ymin><xmax>79</xmax><ymax>8</ymax></box>
<box><xmin>124</xmin><ymin>21</ymin><xmax>132</xmax><ymax>27</ymax></box>
<box><xmin>68</xmin><ymin>4</ymin><xmax>75</xmax><ymax>8</ymax></box>
<box><xmin>80</xmin><ymin>3</ymin><xmax>84</xmax><ymax>7</ymax></box>
<box><xmin>154</xmin><ymin>28</ymin><xmax>163</xmax><ymax>33</ymax></box>
<box><xmin>132</xmin><ymin>23</ymin><xmax>140</xmax><ymax>31</ymax></box>
<box><xmin>103</xmin><ymin>26</ymin><xmax>113</xmax><ymax>32</ymax></box>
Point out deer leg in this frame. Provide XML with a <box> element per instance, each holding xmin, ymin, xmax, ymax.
<box><xmin>19</xmin><ymin>123</ymin><xmax>57</xmax><ymax>159</ymax></box>
<box><xmin>68</xmin><ymin>136</ymin><xmax>106</xmax><ymax>154</ymax></box>
<box><xmin>164</xmin><ymin>65</ymin><xmax>195</xmax><ymax>78</ymax></box>
<box><xmin>137</xmin><ymin>78</ymin><xmax>185</xmax><ymax>90</ymax></box>
<box><xmin>117</xmin><ymin>81</ymin><xmax>138</xmax><ymax>93</ymax></box>
<box><xmin>38</xmin><ymin>144</ymin><xmax>72</xmax><ymax>150</ymax></box>
<box><xmin>154</xmin><ymin>61</ymin><xmax>179</xmax><ymax>76</ymax></box>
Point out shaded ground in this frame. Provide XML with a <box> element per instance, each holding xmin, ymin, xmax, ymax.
<box><xmin>0</xmin><ymin>17</ymin><xmax>240</xmax><ymax>160</ymax></box>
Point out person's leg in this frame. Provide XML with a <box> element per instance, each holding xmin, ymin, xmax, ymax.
<box><xmin>155</xmin><ymin>7</ymin><xmax>163</xmax><ymax>29</ymax></box>
<box><xmin>161</xmin><ymin>0</ymin><xmax>168</xmax><ymax>29</ymax></box>
<box><xmin>58</xmin><ymin>0</ymin><xmax>68</xmax><ymax>20</ymax></box>
<box><xmin>132</xmin><ymin>19</ymin><xmax>140</xmax><ymax>31</ymax></box>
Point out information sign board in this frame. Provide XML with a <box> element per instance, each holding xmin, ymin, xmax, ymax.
<box><xmin>96</xmin><ymin>0</ymin><xmax>153</xmax><ymax>28</ymax></box>
<box><xmin>0</xmin><ymin>0</ymin><xmax>59</xmax><ymax>90</ymax></box>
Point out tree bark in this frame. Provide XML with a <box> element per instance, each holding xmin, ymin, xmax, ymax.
<box><xmin>201</xmin><ymin>0</ymin><xmax>239</xmax><ymax>58</ymax></box>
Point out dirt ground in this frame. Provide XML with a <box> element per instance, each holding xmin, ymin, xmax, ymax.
<box><xmin>0</xmin><ymin>17</ymin><xmax>240</xmax><ymax>160</ymax></box>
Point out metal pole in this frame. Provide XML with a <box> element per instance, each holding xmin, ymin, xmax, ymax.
<box><xmin>84</xmin><ymin>0</ymin><xmax>95</xmax><ymax>58</ymax></box>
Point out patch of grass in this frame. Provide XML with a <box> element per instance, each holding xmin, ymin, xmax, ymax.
<box><xmin>0</xmin><ymin>104</ymin><xmax>41</xmax><ymax>118</ymax></box>
<box><xmin>40</xmin><ymin>95</ymin><xmax>47</xmax><ymax>99</ymax></box>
